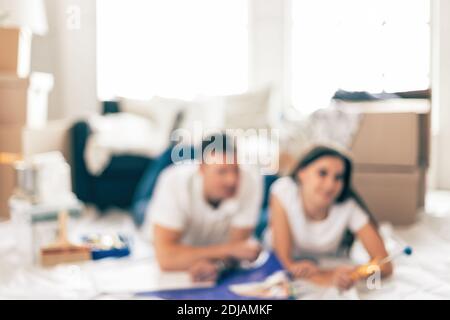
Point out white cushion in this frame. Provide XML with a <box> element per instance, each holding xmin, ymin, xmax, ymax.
<box><xmin>191</xmin><ymin>86</ymin><xmax>272</xmax><ymax>131</ymax></box>
<box><xmin>222</xmin><ymin>86</ymin><xmax>272</xmax><ymax>130</ymax></box>
<box><xmin>119</xmin><ymin>96</ymin><xmax>186</xmax><ymax>139</ymax></box>
<box><xmin>118</xmin><ymin>87</ymin><xmax>272</xmax><ymax>147</ymax></box>
<box><xmin>85</xmin><ymin>113</ymin><xmax>168</xmax><ymax>175</ymax></box>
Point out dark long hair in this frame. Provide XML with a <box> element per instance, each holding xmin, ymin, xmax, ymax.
<box><xmin>290</xmin><ymin>145</ymin><xmax>377</xmax><ymax>254</ymax></box>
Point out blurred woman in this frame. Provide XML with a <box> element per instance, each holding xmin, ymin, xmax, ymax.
<box><xmin>265</xmin><ymin>145</ymin><xmax>392</xmax><ymax>290</ymax></box>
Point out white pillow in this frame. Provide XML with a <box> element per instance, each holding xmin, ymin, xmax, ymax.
<box><xmin>164</xmin><ymin>98</ymin><xmax>223</xmax><ymax>145</ymax></box>
<box><xmin>181</xmin><ymin>97</ymin><xmax>224</xmax><ymax>130</ymax></box>
<box><xmin>190</xmin><ymin>87</ymin><xmax>272</xmax><ymax>131</ymax></box>
<box><xmin>118</xmin><ymin>87</ymin><xmax>272</xmax><ymax>146</ymax></box>
<box><xmin>119</xmin><ymin>96</ymin><xmax>186</xmax><ymax>139</ymax></box>
<box><xmin>86</xmin><ymin>113</ymin><xmax>169</xmax><ymax>175</ymax></box>
<box><xmin>222</xmin><ymin>86</ymin><xmax>272</xmax><ymax>130</ymax></box>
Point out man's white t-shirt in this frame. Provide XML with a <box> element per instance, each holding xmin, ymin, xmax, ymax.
<box><xmin>148</xmin><ymin>163</ymin><xmax>263</xmax><ymax>246</ymax></box>
<box><xmin>264</xmin><ymin>177</ymin><xmax>369</xmax><ymax>257</ymax></box>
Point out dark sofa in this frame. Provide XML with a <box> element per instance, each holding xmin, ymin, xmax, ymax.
<box><xmin>71</xmin><ymin>101</ymin><xmax>154</xmax><ymax>211</ymax></box>
<box><xmin>70</xmin><ymin>101</ymin><xmax>276</xmax><ymax>233</ymax></box>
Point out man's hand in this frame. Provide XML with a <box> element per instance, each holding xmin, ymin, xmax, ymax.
<box><xmin>332</xmin><ymin>266</ymin><xmax>357</xmax><ymax>291</ymax></box>
<box><xmin>227</xmin><ymin>239</ymin><xmax>261</xmax><ymax>262</ymax></box>
<box><xmin>287</xmin><ymin>260</ymin><xmax>320</xmax><ymax>279</ymax></box>
<box><xmin>188</xmin><ymin>260</ymin><xmax>220</xmax><ymax>283</ymax></box>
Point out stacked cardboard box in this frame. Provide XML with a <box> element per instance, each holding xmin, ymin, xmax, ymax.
<box><xmin>0</xmin><ymin>28</ymin><xmax>31</xmax><ymax>78</ymax></box>
<box><xmin>0</xmin><ymin>72</ymin><xmax>59</xmax><ymax>220</ymax></box>
<box><xmin>339</xmin><ymin>99</ymin><xmax>431</xmax><ymax>225</ymax></box>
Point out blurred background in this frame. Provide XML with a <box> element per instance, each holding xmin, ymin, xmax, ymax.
<box><xmin>1</xmin><ymin>0</ymin><xmax>450</xmax><ymax>299</ymax></box>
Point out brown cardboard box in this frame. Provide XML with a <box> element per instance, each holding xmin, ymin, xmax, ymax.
<box><xmin>0</xmin><ymin>121</ymin><xmax>73</xmax><ymax>219</ymax></box>
<box><xmin>353</xmin><ymin>166</ymin><xmax>426</xmax><ymax>226</ymax></box>
<box><xmin>0</xmin><ymin>163</ymin><xmax>15</xmax><ymax>220</ymax></box>
<box><xmin>23</xmin><ymin>121</ymin><xmax>72</xmax><ymax>162</ymax></box>
<box><xmin>0</xmin><ymin>121</ymin><xmax>72</xmax><ymax>160</ymax></box>
<box><xmin>352</xmin><ymin>113</ymin><xmax>420</xmax><ymax>166</ymax></box>
<box><xmin>337</xmin><ymin>99</ymin><xmax>431</xmax><ymax>168</ymax></box>
<box><xmin>0</xmin><ymin>125</ymin><xmax>24</xmax><ymax>154</ymax></box>
<box><xmin>0</xmin><ymin>73</ymin><xmax>53</xmax><ymax>127</ymax></box>
<box><xmin>0</xmin><ymin>74</ymin><xmax>28</xmax><ymax>125</ymax></box>
<box><xmin>417</xmin><ymin>168</ymin><xmax>426</xmax><ymax>208</ymax></box>
<box><xmin>0</xmin><ymin>28</ymin><xmax>31</xmax><ymax>77</ymax></box>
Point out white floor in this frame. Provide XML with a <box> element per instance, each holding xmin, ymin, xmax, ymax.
<box><xmin>0</xmin><ymin>190</ymin><xmax>450</xmax><ymax>300</ymax></box>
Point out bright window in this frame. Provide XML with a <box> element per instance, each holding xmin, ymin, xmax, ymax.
<box><xmin>291</xmin><ymin>0</ymin><xmax>430</xmax><ymax>114</ymax></box>
<box><xmin>96</xmin><ymin>0</ymin><xmax>248</xmax><ymax>100</ymax></box>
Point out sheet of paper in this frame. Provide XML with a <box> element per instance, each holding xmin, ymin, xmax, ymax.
<box><xmin>85</xmin><ymin>258</ymin><xmax>213</xmax><ymax>296</ymax></box>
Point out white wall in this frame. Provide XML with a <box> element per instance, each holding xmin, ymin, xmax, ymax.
<box><xmin>251</xmin><ymin>0</ymin><xmax>448</xmax><ymax>190</ymax></box>
<box><xmin>30</xmin><ymin>0</ymin><xmax>60</xmax><ymax>119</ymax></box>
<box><xmin>36</xmin><ymin>0</ymin><xmax>289</xmax><ymax>121</ymax></box>
<box><xmin>29</xmin><ymin>0</ymin><xmax>450</xmax><ymax>190</ymax></box>
<box><xmin>31</xmin><ymin>0</ymin><xmax>98</xmax><ymax>120</ymax></box>
<box><xmin>248</xmin><ymin>0</ymin><xmax>290</xmax><ymax>123</ymax></box>
<box><xmin>431</xmin><ymin>0</ymin><xmax>450</xmax><ymax>189</ymax></box>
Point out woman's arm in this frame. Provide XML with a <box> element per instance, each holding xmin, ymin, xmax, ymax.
<box><xmin>308</xmin><ymin>223</ymin><xmax>393</xmax><ymax>289</ymax></box>
<box><xmin>270</xmin><ymin>195</ymin><xmax>319</xmax><ymax>278</ymax></box>
<box><xmin>270</xmin><ymin>195</ymin><xmax>296</xmax><ymax>268</ymax></box>
<box><xmin>270</xmin><ymin>195</ymin><xmax>294</xmax><ymax>268</ymax></box>
<box><xmin>355</xmin><ymin>223</ymin><xmax>393</xmax><ymax>277</ymax></box>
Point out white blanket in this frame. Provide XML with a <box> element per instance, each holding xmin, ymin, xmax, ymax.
<box><xmin>1</xmin><ymin>208</ymin><xmax>450</xmax><ymax>300</ymax></box>
<box><xmin>279</xmin><ymin>107</ymin><xmax>363</xmax><ymax>162</ymax></box>
<box><xmin>84</xmin><ymin>113</ymin><xmax>169</xmax><ymax>175</ymax></box>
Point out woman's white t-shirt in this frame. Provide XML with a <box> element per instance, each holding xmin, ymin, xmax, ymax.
<box><xmin>264</xmin><ymin>177</ymin><xmax>369</xmax><ymax>258</ymax></box>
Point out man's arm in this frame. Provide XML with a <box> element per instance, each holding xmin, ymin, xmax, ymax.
<box><xmin>154</xmin><ymin>224</ymin><xmax>231</xmax><ymax>271</ymax></box>
<box><xmin>154</xmin><ymin>224</ymin><xmax>260</xmax><ymax>271</ymax></box>
<box><xmin>228</xmin><ymin>227</ymin><xmax>254</xmax><ymax>243</ymax></box>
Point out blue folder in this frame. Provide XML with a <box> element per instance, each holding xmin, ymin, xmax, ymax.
<box><xmin>135</xmin><ymin>252</ymin><xmax>286</xmax><ymax>300</ymax></box>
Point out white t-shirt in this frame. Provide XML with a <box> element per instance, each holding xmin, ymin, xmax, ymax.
<box><xmin>264</xmin><ymin>177</ymin><xmax>369</xmax><ymax>258</ymax></box>
<box><xmin>148</xmin><ymin>163</ymin><xmax>263</xmax><ymax>246</ymax></box>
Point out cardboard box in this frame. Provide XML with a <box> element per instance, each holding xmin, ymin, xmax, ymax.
<box><xmin>352</xmin><ymin>166</ymin><xmax>426</xmax><ymax>226</ymax></box>
<box><xmin>0</xmin><ymin>73</ymin><xmax>53</xmax><ymax>127</ymax></box>
<box><xmin>0</xmin><ymin>164</ymin><xmax>15</xmax><ymax>220</ymax></box>
<box><xmin>0</xmin><ymin>74</ymin><xmax>28</xmax><ymax>125</ymax></box>
<box><xmin>337</xmin><ymin>99</ymin><xmax>431</xmax><ymax>168</ymax></box>
<box><xmin>24</xmin><ymin>121</ymin><xmax>72</xmax><ymax>163</ymax></box>
<box><xmin>417</xmin><ymin>167</ymin><xmax>426</xmax><ymax>208</ymax></box>
<box><xmin>0</xmin><ymin>125</ymin><xmax>24</xmax><ymax>154</ymax></box>
<box><xmin>0</xmin><ymin>28</ymin><xmax>31</xmax><ymax>78</ymax></box>
<box><xmin>0</xmin><ymin>121</ymin><xmax>73</xmax><ymax>219</ymax></box>
<box><xmin>0</xmin><ymin>121</ymin><xmax>72</xmax><ymax>160</ymax></box>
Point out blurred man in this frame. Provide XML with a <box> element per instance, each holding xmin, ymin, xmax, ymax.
<box><xmin>149</xmin><ymin>133</ymin><xmax>263</xmax><ymax>282</ymax></box>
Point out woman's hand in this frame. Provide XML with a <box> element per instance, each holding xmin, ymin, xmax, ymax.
<box><xmin>351</xmin><ymin>258</ymin><xmax>382</xmax><ymax>281</ymax></box>
<box><xmin>332</xmin><ymin>266</ymin><xmax>357</xmax><ymax>291</ymax></box>
<box><xmin>287</xmin><ymin>260</ymin><xmax>320</xmax><ymax>279</ymax></box>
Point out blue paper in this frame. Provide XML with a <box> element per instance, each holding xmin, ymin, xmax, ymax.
<box><xmin>135</xmin><ymin>252</ymin><xmax>286</xmax><ymax>300</ymax></box>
